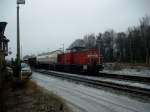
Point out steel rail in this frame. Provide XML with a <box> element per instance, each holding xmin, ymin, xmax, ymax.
<box><xmin>99</xmin><ymin>72</ymin><xmax>150</xmax><ymax>83</ymax></box>
<box><xmin>35</xmin><ymin>70</ymin><xmax>150</xmax><ymax>96</ymax></box>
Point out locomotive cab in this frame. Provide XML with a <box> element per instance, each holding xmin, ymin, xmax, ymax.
<box><xmin>84</xmin><ymin>50</ymin><xmax>103</xmax><ymax>73</ymax></box>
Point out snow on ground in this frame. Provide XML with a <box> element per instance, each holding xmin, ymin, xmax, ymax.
<box><xmin>43</xmin><ymin>69</ymin><xmax>150</xmax><ymax>90</ymax></box>
<box><xmin>97</xmin><ymin>77</ymin><xmax>150</xmax><ymax>89</ymax></box>
<box><xmin>102</xmin><ymin>68</ymin><xmax>150</xmax><ymax>77</ymax></box>
<box><xmin>102</xmin><ymin>63</ymin><xmax>150</xmax><ymax>77</ymax></box>
<box><xmin>32</xmin><ymin>72</ymin><xmax>150</xmax><ymax>112</ymax></box>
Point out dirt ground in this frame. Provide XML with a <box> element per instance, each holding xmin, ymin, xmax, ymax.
<box><xmin>3</xmin><ymin>79</ymin><xmax>71</xmax><ymax>112</ymax></box>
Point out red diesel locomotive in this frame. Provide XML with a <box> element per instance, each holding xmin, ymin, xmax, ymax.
<box><xmin>57</xmin><ymin>48</ymin><xmax>103</xmax><ymax>73</ymax></box>
<box><xmin>34</xmin><ymin>47</ymin><xmax>103</xmax><ymax>73</ymax></box>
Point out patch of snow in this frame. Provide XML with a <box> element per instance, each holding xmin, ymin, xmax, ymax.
<box><xmin>32</xmin><ymin>72</ymin><xmax>150</xmax><ymax>112</ymax></box>
<box><xmin>102</xmin><ymin>68</ymin><xmax>150</xmax><ymax>77</ymax></box>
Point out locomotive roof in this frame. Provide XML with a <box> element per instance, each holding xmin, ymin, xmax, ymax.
<box><xmin>67</xmin><ymin>47</ymin><xmax>98</xmax><ymax>52</ymax></box>
<box><xmin>67</xmin><ymin>46</ymin><xmax>86</xmax><ymax>50</ymax></box>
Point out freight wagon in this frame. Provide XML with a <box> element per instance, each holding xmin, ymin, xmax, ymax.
<box><xmin>37</xmin><ymin>50</ymin><xmax>62</xmax><ymax>70</ymax></box>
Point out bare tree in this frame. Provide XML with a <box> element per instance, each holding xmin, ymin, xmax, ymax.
<box><xmin>115</xmin><ymin>32</ymin><xmax>126</xmax><ymax>62</ymax></box>
<box><xmin>69</xmin><ymin>39</ymin><xmax>85</xmax><ymax>49</ymax></box>
<box><xmin>102</xmin><ymin>30</ymin><xmax>115</xmax><ymax>62</ymax></box>
<box><xmin>68</xmin><ymin>15</ymin><xmax>150</xmax><ymax>64</ymax></box>
<box><xmin>139</xmin><ymin>15</ymin><xmax>150</xmax><ymax>64</ymax></box>
<box><xmin>83</xmin><ymin>33</ymin><xmax>96</xmax><ymax>48</ymax></box>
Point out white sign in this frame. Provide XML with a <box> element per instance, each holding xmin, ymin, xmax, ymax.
<box><xmin>17</xmin><ymin>0</ymin><xmax>25</xmax><ymax>4</ymax></box>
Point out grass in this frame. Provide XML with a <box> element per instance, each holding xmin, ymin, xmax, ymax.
<box><xmin>4</xmin><ymin>79</ymin><xmax>71</xmax><ymax>112</ymax></box>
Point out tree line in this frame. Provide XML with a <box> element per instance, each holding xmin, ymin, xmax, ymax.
<box><xmin>69</xmin><ymin>16</ymin><xmax>150</xmax><ymax>64</ymax></box>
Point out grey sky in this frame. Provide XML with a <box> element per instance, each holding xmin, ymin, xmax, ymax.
<box><xmin>1</xmin><ymin>0</ymin><xmax>150</xmax><ymax>58</ymax></box>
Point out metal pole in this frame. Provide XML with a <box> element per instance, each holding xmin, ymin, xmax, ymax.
<box><xmin>62</xmin><ymin>44</ymin><xmax>65</xmax><ymax>64</ymax></box>
<box><xmin>97</xmin><ymin>40</ymin><xmax>101</xmax><ymax>64</ymax></box>
<box><xmin>21</xmin><ymin>45</ymin><xmax>22</xmax><ymax>60</ymax></box>
<box><xmin>17</xmin><ymin>4</ymin><xmax>21</xmax><ymax>79</ymax></box>
<box><xmin>63</xmin><ymin>44</ymin><xmax>64</xmax><ymax>53</ymax></box>
<box><xmin>99</xmin><ymin>41</ymin><xmax>100</xmax><ymax>64</ymax></box>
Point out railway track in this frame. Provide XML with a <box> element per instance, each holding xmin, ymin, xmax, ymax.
<box><xmin>35</xmin><ymin>69</ymin><xmax>150</xmax><ymax>96</ymax></box>
<box><xmin>99</xmin><ymin>72</ymin><xmax>150</xmax><ymax>83</ymax></box>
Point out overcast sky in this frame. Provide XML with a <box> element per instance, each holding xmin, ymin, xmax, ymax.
<box><xmin>1</xmin><ymin>0</ymin><xmax>150</xmax><ymax>58</ymax></box>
